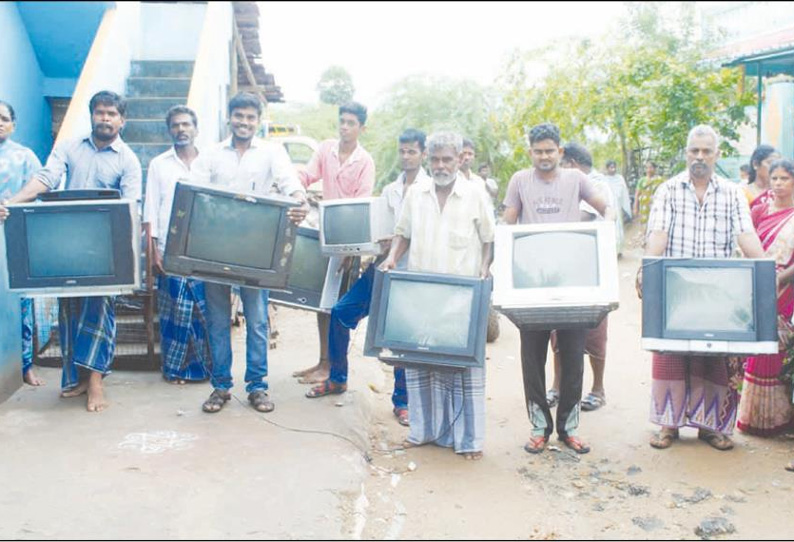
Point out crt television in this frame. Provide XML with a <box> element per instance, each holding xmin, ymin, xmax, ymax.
<box><xmin>3</xmin><ymin>199</ymin><xmax>140</xmax><ymax>297</ymax></box>
<box><xmin>164</xmin><ymin>182</ymin><xmax>300</xmax><ymax>290</ymax></box>
<box><xmin>364</xmin><ymin>270</ymin><xmax>492</xmax><ymax>370</ymax></box>
<box><xmin>492</xmin><ymin>221</ymin><xmax>619</xmax><ymax>329</ymax></box>
<box><xmin>641</xmin><ymin>257</ymin><xmax>777</xmax><ymax>355</ymax></box>
<box><xmin>319</xmin><ymin>197</ymin><xmax>392</xmax><ymax>256</ymax></box>
<box><xmin>269</xmin><ymin>227</ymin><xmax>347</xmax><ymax>312</ymax></box>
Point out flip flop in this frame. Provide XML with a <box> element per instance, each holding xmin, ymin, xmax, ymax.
<box><xmin>393</xmin><ymin>408</ymin><xmax>409</xmax><ymax>426</ymax></box>
<box><xmin>650</xmin><ymin>428</ymin><xmax>679</xmax><ymax>449</ymax></box>
<box><xmin>559</xmin><ymin>435</ymin><xmax>591</xmax><ymax>454</ymax></box>
<box><xmin>581</xmin><ymin>392</ymin><xmax>606</xmax><ymax>412</ymax></box>
<box><xmin>305</xmin><ymin>380</ymin><xmax>347</xmax><ymax>398</ymax></box>
<box><xmin>698</xmin><ymin>430</ymin><xmax>734</xmax><ymax>451</ymax></box>
<box><xmin>523</xmin><ymin>435</ymin><xmax>549</xmax><ymax>454</ymax></box>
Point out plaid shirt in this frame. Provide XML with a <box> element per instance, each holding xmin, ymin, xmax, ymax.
<box><xmin>647</xmin><ymin>172</ymin><xmax>753</xmax><ymax>258</ymax></box>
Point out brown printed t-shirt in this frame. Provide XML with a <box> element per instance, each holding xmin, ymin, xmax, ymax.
<box><xmin>503</xmin><ymin>167</ymin><xmax>596</xmax><ymax>224</ymax></box>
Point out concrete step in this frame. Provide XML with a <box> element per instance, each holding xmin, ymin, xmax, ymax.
<box><xmin>127</xmin><ymin>77</ymin><xmax>191</xmax><ymax>98</ymax></box>
<box><xmin>123</xmin><ymin>119</ymin><xmax>171</xmax><ymax>145</ymax></box>
<box><xmin>130</xmin><ymin>60</ymin><xmax>194</xmax><ymax>79</ymax></box>
<box><xmin>126</xmin><ymin>98</ymin><xmax>187</xmax><ymax>121</ymax></box>
<box><xmin>127</xmin><ymin>143</ymin><xmax>171</xmax><ymax>168</ymax></box>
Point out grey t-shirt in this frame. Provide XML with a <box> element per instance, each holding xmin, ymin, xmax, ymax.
<box><xmin>503</xmin><ymin>167</ymin><xmax>596</xmax><ymax>224</ymax></box>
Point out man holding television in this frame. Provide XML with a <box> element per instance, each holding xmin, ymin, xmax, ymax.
<box><xmin>543</xmin><ymin>142</ymin><xmax>618</xmax><ymax>414</ymax></box>
<box><xmin>190</xmin><ymin>92</ymin><xmax>308</xmax><ymax>415</ymax></box>
<box><xmin>306</xmin><ymin>128</ymin><xmax>430</xmax><ymax>427</ymax></box>
<box><xmin>143</xmin><ymin>105</ymin><xmax>210</xmax><ymax>385</ymax></box>
<box><xmin>292</xmin><ymin>101</ymin><xmax>376</xmax><ymax>386</ymax></box>
<box><xmin>0</xmin><ymin>90</ymin><xmax>142</xmax><ymax>412</ymax></box>
<box><xmin>642</xmin><ymin>124</ymin><xmax>764</xmax><ymax>452</ymax></box>
<box><xmin>502</xmin><ymin>123</ymin><xmax>613</xmax><ymax>455</ymax></box>
<box><xmin>380</xmin><ymin>131</ymin><xmax>495</xmax><ymax>460</ymax></box>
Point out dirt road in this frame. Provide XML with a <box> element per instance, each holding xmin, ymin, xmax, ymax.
<box><xmin>342</xmin><ymin>223</ymin><xmax>794</xmax><ymax>540</ymax></box>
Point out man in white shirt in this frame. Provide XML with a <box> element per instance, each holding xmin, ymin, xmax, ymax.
<box><xmin>381</xmin><ymin>131</ymin><xmax>495</xmax><ymax>460</ymax></box>
<box><xmin>143</xmin><ymin>105</ymin><xmax>211</xmax><ymax>385</ymax></box>
<box><xmin>190</xmin><ymin>92</ymin><xmax>308</xmax><ymax>414</ymax></box>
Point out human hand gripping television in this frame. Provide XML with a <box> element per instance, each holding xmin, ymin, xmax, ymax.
<box><xmin>641</xmin><ymin>257</ymin><xmax>778</xmax><ymax>356</ymax></box>
<box><xmin>2</xmin><ymin>198</ymin><xmax>140</xmax><ymax>297</ymax></box>
<box><xmin>163</xmin><ymin>182</ymin><xmax>301</xmax><ymax>290</ymax></box>
<box><xmin>491</xmin><ymin>221</ymin><xmax>620</xmax><ymax>330</ymax></box>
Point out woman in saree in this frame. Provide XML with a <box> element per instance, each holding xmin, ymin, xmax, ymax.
<box><xmin>632</xmin><ymin>161</ymin><xmax>664</xmax><ymax>227</ymax></box>
<box><xmin>738</xmin><ymin>159</ymin><xmax>794</xmax><ymax>438</ymax></box>
<box><xmin>743</xmin><ymin>144</ymin><xmax>781</xmax><ymax>209</ymax></box>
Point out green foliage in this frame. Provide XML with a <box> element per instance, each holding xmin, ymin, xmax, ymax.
<box><xmin>365</xmin><ymin>75</ymin><xmax>502</xmax><ymax>192</ymax></box>
<box><xmin>497</xmin><ymin>2</ymin><xmax>754</xmax><ymax>182</ymax></box>
<box><xmin>316</xmin><ymin>66</ymin><xmax>355</xmax><ymax>106</ymax></box>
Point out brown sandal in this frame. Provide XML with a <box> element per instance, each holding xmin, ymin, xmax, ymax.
<box><xmin>248</xmin><ymin>390</ymin><xmax>275</xmax><ymax>413</ymax></box>
<box><xmin>305</xmin><ymin>380</ymin><xmax>347</xmax><ymax>398</ymax></box>
<box><xmin>650</xmin><ymin>428</ymin><xmax>679</xmax><ymax>449</ymax></box>
<box><xmin>202</xmin><ymin>389</ymin><xmax>231</xmax><ymax>413</ymax></box>
<box><xmin>698</xmin><ymin>429</ymin><xmax>733</xmax><ymax>451</ymax></box>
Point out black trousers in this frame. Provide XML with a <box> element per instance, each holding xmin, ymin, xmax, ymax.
<box><xmin>519</xmin><ymin>328</ymin><xmax>586</xmax><ymax>439</ymax></box>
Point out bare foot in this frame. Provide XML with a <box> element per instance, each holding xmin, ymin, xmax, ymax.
<box><xmin>463</xmin><ymin>451</ymin><xmax>484</xmax><ymax>460</ymax></box>
<box><xmin>86</xmin><ymin>373</ymin><xmax>107</xmax><ymax>412</ymax></box>
<box><xmin>61</xmin><ymin>381</ymin><xmax>89</xmax><ymax>398</ymax></box>
<box><xmin>23</xmin><ymin>369</ymin><xmax>45</xmax><ymax>387</ymax></box>
<box><xmin>292</xmin><ymin>363</ymin><xmax>321</xmax><ymax>378</ymax></box>
<box><xmin>167</xmin><ymin>379</ymin><xmax>187</xmax><ymax>385</ymax></box>
<box><xmin>401</xmin><ymin>439</ymin><xmax>420</xmax><ymax>449</ymax></box>
<box><xmin>298</xmin><ymin>368</ymin><xmax>330</xmax><ymax>384</ymax></box>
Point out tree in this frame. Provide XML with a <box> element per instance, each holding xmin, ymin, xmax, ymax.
<box><xmin>497</xmin><ymin>2</ymin><xmax>754</xmax><ymax>183</ymax></box>
<box><xmin>363</xmin><ymin>75</ymin><xmax>501</xmax><ymax>192</ymax></box>
<box><xmin>316</xmin><ymin>66</ymin><xmax>355</xmax><ymax>105</ymax></box>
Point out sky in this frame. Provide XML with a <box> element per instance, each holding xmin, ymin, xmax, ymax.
<box><xmin>258</xmin><ymin>1</ymin><xmax>629</xmax><ymax>108</ymax></box>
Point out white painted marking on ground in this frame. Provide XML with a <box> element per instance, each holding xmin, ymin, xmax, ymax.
<box><xmin>117</xmin><ymin>430</ymin><xmax>198</xmax><ymax>454</ymax></box>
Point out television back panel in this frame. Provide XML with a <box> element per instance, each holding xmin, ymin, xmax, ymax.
<box><xmin>269</xmin><ymin>227</ymin><xmax>345</xmax><ymax>312</ymax></box>
<box><xmin>641</xmin><ymin>257</ymin><xmax>778</xmax><ymax>355</ymax></box>
<box><xmin>163</xmin><ymin>182</ymin><xmax>299</xmax><ymax>290</ymax></box>
<box><xmin>492</xmin><ymin>221</ymin><xmax>619</xmax><ymax>329</ymax></box>
<box><xmin>363</xmin><ymin>270</ymin><xmax>491</xmax><ymax>370</ymax></box>
<box><xmin>3</xmin><ymin>200</ymin><xmax>140</xmax><ymax>297</ymax></box>
<box><xmin>319</xmin><ymin>197</ymin><xmax>391</xmax><ymax>256</ymax></box>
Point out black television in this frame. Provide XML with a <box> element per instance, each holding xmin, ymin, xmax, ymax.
<box><xmin>163</xmin><ymin>182</ymin><xmax>300</xmax><ymax>290</ymax></box>
<box><xmin>364</xmin><ymin>270</ymin><xmax>491</xmax><ymax>370</ymax></box>
<box><xmin>641</xmin><ymin>257</ymin><xmax>778</xmax><ymax>355</ymax></box>
<box><xmin>3</xmin><ymin>199</ymin><xmax>140</xmax><ymax>297</ymax></box>
<box><xmin>268</xmin><ymin>227</ymin><xmax>346</xmax><ymax>312</ymax></box>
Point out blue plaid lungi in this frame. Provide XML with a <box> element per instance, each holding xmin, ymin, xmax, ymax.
<box><xmin>157</xmin><ymin>275</ymin><xmax>211</xmax><ymax>381</ymax></box>
<box><xmin>58</xmin><ymin>296</ymin><xmax>116</xmax><ymax>390</ymax></box>
<box><xmin>21</xmin><ymin>298</ymin><xmax>33</xmax><ymax>376</ymax></box>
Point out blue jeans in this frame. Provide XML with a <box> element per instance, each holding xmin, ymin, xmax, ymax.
<box><xmin>204</xmin><ymin>283</ymin><xmax>269</xmax><ymax>393</ymax></box>
<box><xmin>328</xmin><ymin>266</ymin><xmax>407</xmax><ymax>409</ymax></box>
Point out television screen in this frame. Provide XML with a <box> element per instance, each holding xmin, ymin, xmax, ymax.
<box><xmin>26</xmin><ymin>211</ymin><xmax>114</xmax><ymax>278</ymax></box>
<box><xmin>512</xmin><ymin>231</ymin><xmax>599</xmax><ymax>288</ymax></box>
<box><xmin>382</xmin><ymin>279</ymin><xmax>474</xmax><ymax>349</ymax></box>
<box><xmin>323</xmin><ymin>203</ymin><xmax>371</xmax><ymax>245</ymax></box>
<box><xmin>289</xmin><ymin>232</ymin><xmax>328</xmax><ymax>292</ymax></box>
<box><xmin>185</xmin><ymin>193</ymin><xmax>280</xmax><ymax>269</ymax></box>
<box><xmin>4</xmin><ymin>200</ymin><xmax>139</xmax><ymax>297</ymax></box>
<box><xmin>665</xmin><ymin>267</ymin><xmax>754</xmax><ymax>333</ymax></box>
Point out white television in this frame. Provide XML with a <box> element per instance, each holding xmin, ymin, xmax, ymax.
<box><xmin>492</xmin><ymin>221</ymin><xmax>619</xmax><ymax>329</ymax></box>
<box><xmin>319</xmin><ymin>197</ymin><xmax>392</xmax><ymax>256</ymax></box>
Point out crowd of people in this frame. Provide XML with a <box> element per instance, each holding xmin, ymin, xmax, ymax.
<box><xmin>2</xmin><ymin>89</ymin><xmax>794</xmax><ymax>469</ymax></box>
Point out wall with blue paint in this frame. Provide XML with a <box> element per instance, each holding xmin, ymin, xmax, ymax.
<box><xmin>0</xmin><ymin>3</ymin><xmax>50</xmax><ymax>162</ymax></box>
<box><xmin>0</xmin><ymin>229</ymin><xmax>22</xmax><ymax>404</ymax></box>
